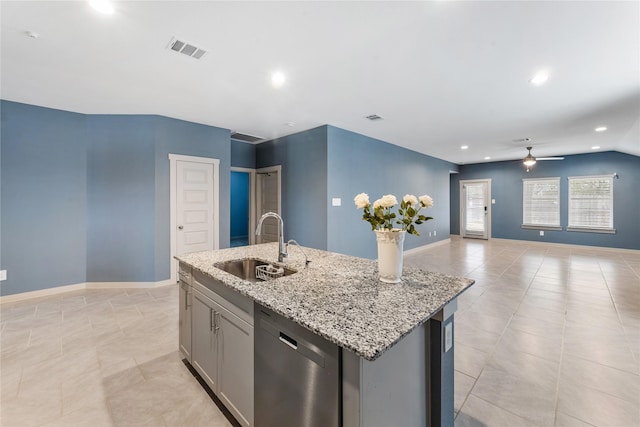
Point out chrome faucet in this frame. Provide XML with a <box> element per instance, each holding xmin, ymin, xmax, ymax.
<box><xmin>286</xmin><ymin>240</ymin><xmax>311</xmax><ymax>267</ymax></box>
<box><xmin>256</xmin><ymin>212</ymin><xmax>288</xmax><ymax>262</ymax></box>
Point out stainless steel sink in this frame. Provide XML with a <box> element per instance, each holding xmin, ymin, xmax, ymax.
<box><xmin>214</xmin><ymin>258</ymin><xmax>296</xmax><ymax>282</ymax></box>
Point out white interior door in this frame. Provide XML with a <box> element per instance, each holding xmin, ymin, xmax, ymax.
<box><xmin>255</xmin><ymin>166</ymin><xmax>281</xmax><ymax>244</ymax></box>
<box><xmin>169</xmin><ymin>154</ymin><xmax>220</xmax><ymax>282</ymax></box>
<box><xmin>461</xmin><ymin>179</ymin><xmax>491</xmax><ymax>239</ymax></box>
<box><xmin>177</xmin><ymin>160</ymin><xmax>215</xmax><ymax>254</ymax></box>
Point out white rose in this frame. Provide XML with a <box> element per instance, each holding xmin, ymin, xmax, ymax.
<box><xmin>419</xmin><ymin>195</ymin><xmax>434</xmax><ymax>208</ymax></box>
<box><xmin>354</xmin><ymin>193</ymin><xmax>370</xmax><ymax>209</ymax></box>
<box><xmin>403</xmin><ymin>194</ymin><xmax>418</xmax><ymax>206</ymax></box>
<box><xmin>373</xmin><ymin>199</ymin><xmax>383</xmax><ymax>209</ymax></box>
<box><xmin>380</xmin><ymin>194</ymin><xmax>398</xmax><ymax>208</ymax></box>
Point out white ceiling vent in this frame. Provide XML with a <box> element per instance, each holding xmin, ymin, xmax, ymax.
<box><xmin>167</xmin><ymin>37</ymin><xmax>206</xmax><ymax>59</ymax></box>
<box><xmin>365</xmin><ymin>114</ymin><xmax>384</xmax><ymax>121</ymax></box>
<box><xmin>231</xmin><ymin>132</ymin><xmax>264</xmax><ymax>143</ymax></box>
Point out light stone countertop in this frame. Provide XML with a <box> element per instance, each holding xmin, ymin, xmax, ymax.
<box><xmin>176</xmin><ymin>242</ymin><xmax>474</xmax><ymax>361</ymax></box>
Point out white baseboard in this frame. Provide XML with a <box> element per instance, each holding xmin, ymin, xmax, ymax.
<box><xmin>0</xmin><ymin>279</ymin><xmax>177</xmax><ymax>304</ymax></box>
<box><xmin>403</xmin><ymin>238</ymin><xmax>452</xmax><ymax>257</ymax></box>
<box><xmin>490</xmin><ymin>237</ymin><xmax>640</xmax><ymax>254</ymax></box>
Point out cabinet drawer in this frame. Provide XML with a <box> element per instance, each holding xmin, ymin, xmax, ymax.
<box><xmin>193</xmin><ymin>270</ymin><xmax>254</xmax><ymax>326</ymax></box>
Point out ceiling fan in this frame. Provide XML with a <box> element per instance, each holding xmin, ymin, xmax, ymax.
<box><xmin>523</xmin><ymin>146</ymin><xmax>564</xmax><ymax>172</ymax></box>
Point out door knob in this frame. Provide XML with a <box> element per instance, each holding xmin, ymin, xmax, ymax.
<box><xmin>178</xmin><ymin>225</ymin><xmax>184</xmax><ymax>230</ymax></box>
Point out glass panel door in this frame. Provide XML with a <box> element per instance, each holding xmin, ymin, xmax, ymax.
<box><xmin>461</xmin><ymin>180</ymin><xmax>490</xmax><ymax>239</ymax></box>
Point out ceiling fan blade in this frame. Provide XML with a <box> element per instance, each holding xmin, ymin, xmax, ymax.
<box><xmin>537</xmin><ymin>157</ymin><xmax>564</xmax><ymax>160</ymax></box>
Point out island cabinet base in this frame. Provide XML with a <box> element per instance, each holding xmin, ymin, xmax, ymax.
<box><xmin>342</xmin><ymin>302</ymin><xmax>456</xmax><ymax>427</ymax></box>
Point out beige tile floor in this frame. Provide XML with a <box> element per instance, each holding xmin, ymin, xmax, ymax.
<box><xmin>1</xmin><ymin>237</ymin><xmax>638</xmax><ymax>426</ymax></box>
<box><xmin>405</xmin><ymin>237</ymin><xmax>640</xmax><ymax>427</ymax></box>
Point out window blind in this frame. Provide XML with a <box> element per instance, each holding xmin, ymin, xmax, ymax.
<box><xmin>522</xmin><ymin>178</ymin><xmax>560</xmax><ymax>227</ymax></box>
<box><xmin>568</xmin><ymin>175</ymin><xmax>613</xmax><ymax>229</ymax></box>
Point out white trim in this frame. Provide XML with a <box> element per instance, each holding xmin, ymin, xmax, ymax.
<box><xmin>403</xmin><ymin>238</ymin><xmax>452</xmax><ymax>257</ymax></box>
<box><xmin>231</xmin><ymin>167</ymin><xmax>257</xmax><ymax>245</ymax></box>
<box><xmin>459</xmin><ymin>179</ymin><xmax>491</xmax><ymax>239</ymax></box>
<box><xmin>0</xmin><ymin>280</ymin><xmax>176</xmax><ymax>304</ymax></box>
<box><xmin>169</xmin><ymin>154</ymin><xmax>220</xmax><ymax>283</ymax></box>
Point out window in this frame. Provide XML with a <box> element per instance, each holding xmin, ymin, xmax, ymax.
<box><xmin>568</xmin><ymin>175</ymin><xmax>615</xmax><ymax>233</ymax></box>
<box><xmin>522</xmin><ymin>178</ymin><xmax>561</xmax><ymax>229</ymax></box>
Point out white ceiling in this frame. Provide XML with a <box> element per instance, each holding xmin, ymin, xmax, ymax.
<box><xmin>2</xmin><ymin>1</ymin><xmax>639</xmax><ymax>164</ymax></box>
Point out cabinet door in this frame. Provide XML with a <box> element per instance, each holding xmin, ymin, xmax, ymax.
<box><xmin>191</xmin><ymin>291</ymin><xmax>218</xmax><ymax>391</ymax></box>
<box><xmin>178</xmin><ymin>281</ymin><xmax>192</xmax><ymax>361</ymax></box>
<box><xmin>217</xmin><ymin>305</ymin><xmax>254</xmax><ymax>427</ymax></box>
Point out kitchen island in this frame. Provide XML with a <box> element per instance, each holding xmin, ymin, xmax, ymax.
<box><xmin>176</xmin><ymin>242</ymin><xmax>474</xmax><ymax>427</ymax></box>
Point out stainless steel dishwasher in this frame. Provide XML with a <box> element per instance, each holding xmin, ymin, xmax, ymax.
<box><xmin>255</xmin><ymin>304</ymin><xmax>340</xmax><ymax>427</ymax></box>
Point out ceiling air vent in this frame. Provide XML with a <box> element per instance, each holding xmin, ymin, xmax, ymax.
<box><xmin>365</xmin><ymin>114</ymin><xmax>384</xmax><ymax>121</ymax></box>
<box><xmin>231</xmin><ymin>132</ymin><xmax>264</xmax><ymax>143</ymax></box>
<box><xmin>168</xmin><ymin>37</ymin><xmax>207</xmax><ymax>59</ymax></box>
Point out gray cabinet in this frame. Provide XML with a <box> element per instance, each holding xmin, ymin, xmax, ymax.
<box><xmin>217</xmin><ymin>303</ymin><xmax>254</xmax><ymax>427</ymax></box>
<box><xmin>190</xmin><ymin>277</ymin><xmax>254</xmax><ymax>427</ymax></box>
<box><xmin>191</xmin><ymin>289</ymin><xmax>220</xmax><ymax>390</ymax></box>
<box><xmin>178</xmin><ymin>264</ymin><xmax>192</xmax><ymax>362</ymax></box>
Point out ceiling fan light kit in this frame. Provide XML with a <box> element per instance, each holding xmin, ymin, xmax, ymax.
<box><xmin>522</xmin><ymin>146</ymin><xmax>564</xmax><ymax>171</ymax></box>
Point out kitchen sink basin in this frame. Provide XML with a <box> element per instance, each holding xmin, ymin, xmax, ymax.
<box><xmin>214</xmin><ymin>258</ymin><xmax>296</xmax><ymax>282</ymax></box>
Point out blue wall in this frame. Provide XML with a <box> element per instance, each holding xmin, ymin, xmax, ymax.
<box><xmin>1</xmin><ymin>101</ymin><xmax>231</xmax><ymax>295</ymax></box>
<box><xmin>231</xmin><ymin>140</ymin><xmax>256</xmax><ymax>168</ymax></box>
<box><xmin>256</xmin><ymin>126</ymin><xmax>328</xmax><ymax>249</ymax></box>
<box><xmin>450</xmin><ymin>151</ymin><xmax>640</xmax><ymax>250</ymax></box>
<box><xmin>326</xmin><ymin>126</ymin><xmax>454</xmax><ymax>258</ymax></box>
<box><xmin>87</xmin><ymin>115</ymin><xmax>157</xmax><ymax>282</ymax></box>
<box><xmin>1</xmin><ymin>101</ymin><xmax>88</xmax><ymax>295</ymax></box>
<box><xmin>230</xmin><ymin>171</ymin><xmax>249</xmax><ymax>239</ymax></box>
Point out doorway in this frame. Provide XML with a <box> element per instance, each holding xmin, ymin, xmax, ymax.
<box><xmin>230</xmin><ymin>168</ymin><xmax>256</xmax><ymax>247</ymax></box>
<box><xmin>255</xmin><ymin>166</ymin><xmax>281</xmax><ymax>244</ymax></box>
<box><xmin>460</xmin><ymin>179</ymin><xmax>491</xmax><ymax>239</ymax></box>
<box><xmin>229</xmin><ymin>165</ymin><xmax>281</xmax><ymax>246</ymax></box>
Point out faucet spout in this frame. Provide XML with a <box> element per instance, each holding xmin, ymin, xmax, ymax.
<box><xmin>256</xmin><ymin>212</ymin><xmax>287</xmax><ymax>262</ymax></box>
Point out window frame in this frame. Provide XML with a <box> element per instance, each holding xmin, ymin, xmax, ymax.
<box><xmin>567</xmin><ymin>174</ymin><xmax>616</xmax><ymax>234</ymax></box>
<box><xmin>521</xmin><ymin>177</ymin><xmax>562</xmax><ymax>230</ymax></box>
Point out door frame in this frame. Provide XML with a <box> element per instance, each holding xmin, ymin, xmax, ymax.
<box><xmin>255</xmin><ymin>165</ymin><xmax>282</xmax><ymax>244</ymax></box>
<box><xmin>459</xmin><ymin>179</ymin><xmax>492</xmax><ymax>240</ymax></box>
<box><xmin>169</xmin><ymin>154</ymin><xmax>220</xmax><ymax>283</ymax></box>
<box><xmin>230</xmin><ymin>167</ymin><xmax>257</xmax><ymax>246</ymax></box>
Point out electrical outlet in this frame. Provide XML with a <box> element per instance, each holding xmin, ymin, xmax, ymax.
<box><xmin>540</xmin><ymin>230</ymin><xmax>544</xmax><ymax>236</ymax></box>
<box><xmin>0</xmin><ymin>270</ymin><xmax>6</xmax><ymax>281</ymax></box>
<box><xmin>433</xmin><ymin>230</ymin><xmax>437</xmax><ymax>237</ymax></box>
<box><xmin>331</xmin><ymin>198</ymin><xmax>341</xmax><ymax>207</ymax></box>
<box><xmin>444</xmin><ymin>323</ymin><xmax>453</xmax><ymax>352</ymax></box>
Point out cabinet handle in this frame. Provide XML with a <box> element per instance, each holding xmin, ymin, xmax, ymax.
<box><xmin>210</xmin><ymin>308</ymin><xmax>214</xmax><ymax>331</ymax></box>
<box><xmin>186</xmin><ymin>291</ymin><xmax>192</xmax><ymax>308</ymax></box>
<box><xmin>215</xmin><ymin>312</ymin><xmax>220</xmax><ymax>333</ymax></box>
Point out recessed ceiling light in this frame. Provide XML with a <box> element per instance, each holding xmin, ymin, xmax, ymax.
<box><xmin>89</xmin><ymin>0</ymin><xmax>114</xmax><ymax>14</ymax></box>
<box><xmin>529</xmin><ymin>70</ymin><xmax>549</xmax><ymax>86</ymax></box>
<box><xmin>592</xmin><ymin>146</ymin><xmax>600</xmax><ymax>150</ymax></box>
<box><xmin>484</xmin><ymin>156</ymin><xmax>491</xmax><ymax>160</ymax></box>
<box><xmin>595</xmin><ymin>126</ymin><xmax>607</xmax><ymax>132</ymax></box>
<box><xmin>284</xmin><ymin>122</ymin><xmax>295</xmax><ymax>127</ymax></box>
<box><xmin>25</xmin><ymin>31</ymin><xmax>40</xmax><ymax>39</ymax></box>
<box><xmin>271</xmin><ymin>71</ymin><xmax>286</xmax><ymax>88</ymax></box>
<box><xmin>460</xmin><ymin>145</ymin><xmax>469</xmax><ymax>150</ymax></box>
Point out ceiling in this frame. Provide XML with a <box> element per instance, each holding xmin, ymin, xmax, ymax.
<box><xmin>1</xmin><ymin>1</ymin><xmax>639</xmax><ymax>164</ymax></box>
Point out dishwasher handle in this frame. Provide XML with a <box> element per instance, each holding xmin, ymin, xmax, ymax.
<box><xmin>279</xmin><ymin>332</ymin><xmax>298</xmax><ymax>350</ymax></box>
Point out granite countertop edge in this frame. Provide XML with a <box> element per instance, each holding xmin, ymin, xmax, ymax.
<box><xmin>176</xmin><ymin>243</ymin><xmax>475</xmax><ymax>361</ymax></box>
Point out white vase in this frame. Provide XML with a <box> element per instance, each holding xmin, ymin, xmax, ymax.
<box><xmin>375</xmin><ymin>229</ymin><xmax>406</xmax><ymax>283</ymax></box>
